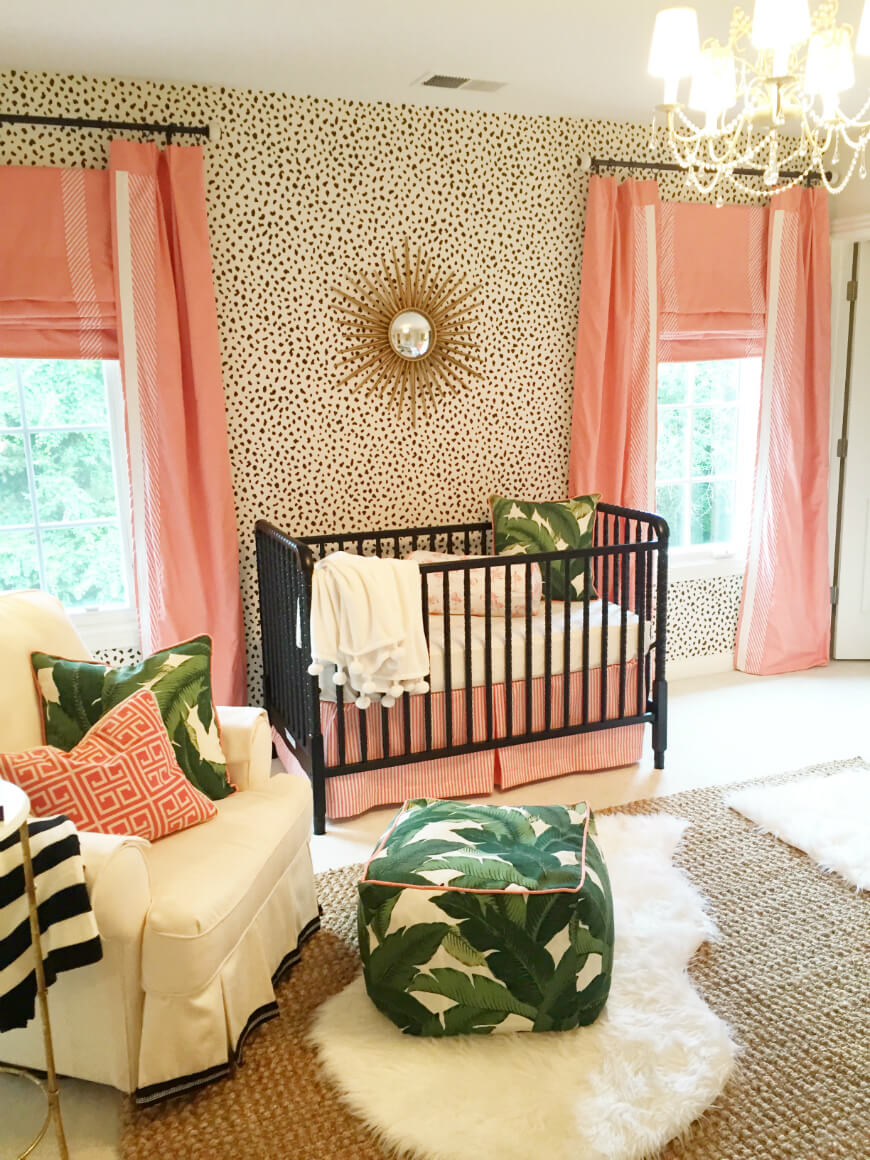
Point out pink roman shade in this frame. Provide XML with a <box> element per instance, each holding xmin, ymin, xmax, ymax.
<box><xmin>658</xmin><ymin>201</ymin><xmax>767</xmax><ymax>362</ymax></box>
<box><xmin>0</xmin><ymin>167</ymin><xmax>118</xmax><ymax>358</ymax></box>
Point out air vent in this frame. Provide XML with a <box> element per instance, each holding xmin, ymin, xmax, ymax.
<box><xmin>423</xmin><ymin>74</ymin><xmax>470</xmax><ymax>89</ymax></box>
<box><xmin>420</xmin><ymin>74</ymin><xmax>506</xmax><ymax>93</ymax></box>
<box><xmin>461</xmin><ymin>79</ymin><xmax>507</xmax><ymax>93</ymax></box>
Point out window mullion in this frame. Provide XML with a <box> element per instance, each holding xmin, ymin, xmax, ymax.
<box><xmin>14</xmin><ymin>364</ymin><xmax>48</xmax><ymax>589</ymax></box>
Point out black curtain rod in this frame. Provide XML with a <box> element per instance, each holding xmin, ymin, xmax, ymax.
<box><xmin>0</xmin><ymin>112</ymin><xmax>210</xmax><ymax>142</ymax></box>
<box><xmin>589</xmin><ymin>155</ymin><xmax>822</xmax><ymax>185</ymax></box>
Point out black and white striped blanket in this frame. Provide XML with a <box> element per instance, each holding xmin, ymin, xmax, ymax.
<box><xmin>0</xmin><ymin>815</ymin><xmax>102</xmax><ymax>1033</ymax></box>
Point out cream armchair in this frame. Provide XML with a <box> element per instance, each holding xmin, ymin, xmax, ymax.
<box><xmin>0</xmin><ymin>590</ymin><xmax>319</xmax><ymax>1103</ymax></box>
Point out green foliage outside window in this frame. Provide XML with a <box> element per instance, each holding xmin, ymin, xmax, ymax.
<box><xmin>0</xmin><ymin>359</ymin><xmax>129</xmax><ymax>609</ymax></box>
<box><xmin>656</xmin><ymin>359</ymin><xmax>749</xmax><ymax>548</ymax></box>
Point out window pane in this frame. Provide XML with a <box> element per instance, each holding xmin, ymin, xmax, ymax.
<box><xmin>690</xmin><ymin>480</ymin><xmax>735</xmax><ymax>545</ymax></box>
<box><xmin>656</xmin><ymin>483</ymin><xmax>686</xmax><ymax>547</ymax></box>
<box><xmin>42</xmin><ymin>525</ymin><xmax>127</xmax><ymax>609</ymax></box>
<box><xmin>658</xmin><ymin>363</ymin><xmax>688</xmax><ymax>404</ymax></box>
<box><xmin>692</xmin><ymin>361</ymin><xmax>739</xmax><ymax>402</ymax></box>
<box><xmin>0</xmin><ymin>529</ymin><xmax>40</xmax><ymax>592</ymax></box>
<box><xmin>0</xmin><ymin>433</ymin><xmax>32</xmax><ymax>525</ymax></box>
<box><xmin>691</xmin><ymin>406</ymin><xmax>738</xmax><ymax>477</ymax></box>
<box><xmin>31</xmin><ymin>431</ymin><xmax>118</xmax><ymax>522</ymax></box>
<box><xmin>656</xmin><ymin>406</ymin><xmax>687</xmax><ymax>480</ymax></box>
<box><xmin>21</xmin><ymin>359</ymin><xmax>109</xmax><ymax>428</ymax></box>
<box><xmin>0</xmin><ymin>360</ymin><xmax>21</xmax><ymax>428</ymax></box>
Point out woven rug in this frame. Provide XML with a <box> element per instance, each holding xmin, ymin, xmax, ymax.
<box><xmin>120</xmin><ymin>758</ymin><xmax>870</xmax><ymax>1160</ymax></box>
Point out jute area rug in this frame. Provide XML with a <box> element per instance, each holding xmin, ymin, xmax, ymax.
<box><xmin>121</xmin><ymin>758</ymin><xmax>870</xmax><ymax>1160</ymax></box>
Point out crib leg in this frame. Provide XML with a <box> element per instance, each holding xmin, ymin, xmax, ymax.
<box><xmin>652</xmin><ymin>677</ymin><xmax>668</xmax><ymax>770</ymax></box>
<box><xmin>312</xmin><ymin>778</ymin><xmax>326</xmax><ymax>835</ymax></box>
<box><xmin>307</xmin><ymin>738</ymin><xmax>327</xmax><ymax>835</ymax></box>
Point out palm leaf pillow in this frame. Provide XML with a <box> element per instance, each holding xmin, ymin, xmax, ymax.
<box><xmin>490</xmin><ymin>493</ymin><xmax>600</xmax><ymax>600</ymax></box>
<box><xmin>30</xmin><ymin>636</ymin><xmax>234</xmax><ymax>800</ymax></box>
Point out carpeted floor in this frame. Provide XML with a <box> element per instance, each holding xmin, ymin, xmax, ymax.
<box><xmin>121</xmin><ymin>758</ymin><xmax>870</xmax><ymax>1160</ymax></box>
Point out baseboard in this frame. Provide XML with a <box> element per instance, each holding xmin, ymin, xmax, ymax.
<box><xmin>668</xmin><ymin>652</ymin><xmax>734</xmax><ymax>680</ymax></box>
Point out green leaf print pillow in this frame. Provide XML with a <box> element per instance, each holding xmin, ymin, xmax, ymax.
<box><xmin>490</xmin><ymin>493</ymin><xmax>600</xmax><ymax>601</ymax></box>
<box><xmin>30</xmin><ymin>636</ymin><xmax>234</xmax><ymax>801</ymax></box>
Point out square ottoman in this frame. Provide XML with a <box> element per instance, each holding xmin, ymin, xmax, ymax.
<box><xmin>357</xmin><ymin>798</ymin><xmax>613</xmax><ymax>1036</ymax></box>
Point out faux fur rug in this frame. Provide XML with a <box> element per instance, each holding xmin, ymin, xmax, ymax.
<box><xmin>727</xmin><ymin>762</ymin><xmax>870</xmax><ymax>890</ymax></box>
<box><xmin>121</xmin><ymin>759</ymin><xmax>870</xmax><ymax>1160</ymax></box>
<box><xmin>310</xmin><ymin>814</ymin><xmax>733</xmax><ymax>1160</ymax></box>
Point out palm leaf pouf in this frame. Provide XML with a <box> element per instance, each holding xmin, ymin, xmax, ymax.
<box><xmin>358</xmin><ymin>798</ymin><xmax>614</xmax><ymax>1036</ymax></box>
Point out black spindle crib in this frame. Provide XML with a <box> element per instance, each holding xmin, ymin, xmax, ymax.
<box><xmin>255</xmin><ymin>503</ymin><xmax>669</xmax><ymax>834</ymax></box>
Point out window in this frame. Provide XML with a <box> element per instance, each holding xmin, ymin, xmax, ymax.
<box><xmin>656</xmin><ymin>358</ymin><xmax>760</xmax><ymax>568</ymax></box>
<box><xmin>0</xmin><ymin>358</ymin><xmax>138</xmax><ymax>646</ymax></box>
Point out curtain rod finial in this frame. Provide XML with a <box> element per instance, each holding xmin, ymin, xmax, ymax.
<box><xmin>207</xmin><ymin>119</ymin><xmax>221</xmax><ymax>144</ymax></box>
<box><xmin>579</xmin><ymin>153</ymin><xmax>592</xmax><ymax>173</ymax></box>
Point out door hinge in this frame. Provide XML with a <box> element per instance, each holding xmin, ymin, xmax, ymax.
<box><xmin>836</xmin><ymin>436</ymin><xmax>848</xmax><ymax>458</ymax></box>
<box><xmin>831</xmin><ymin>584</ymin><xmax>839</xmax><ymax>605</ymax></box>
<box><xmin>847</xmin><ymin>279</ymin><xmax>859</xmax><ymax>302</ymax></box>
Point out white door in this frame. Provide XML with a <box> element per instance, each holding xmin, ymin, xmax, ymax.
<box><xmin>833</xmin><ymin>241</ymin><xmax>870</xmax><ymax>659</ymax></box>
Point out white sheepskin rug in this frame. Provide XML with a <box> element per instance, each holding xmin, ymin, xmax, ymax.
<box><xmin>309</xmin><ymin>814</ymin><xmax>735</xmax><ymax>1160</ymax></box>
<box><xmin>728</xmin><ymin>765</ymin><xmax>870</xmax><ymax>891</ymax></box>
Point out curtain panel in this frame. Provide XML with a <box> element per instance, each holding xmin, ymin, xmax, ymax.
<box><xmin>568</xmin><ymin>177</ymin><xmax>659</xmax><ymax>511</ymax></box>
<box><xmin>0</xmin><ymin>151</ymin><xmax>247</xmax><ymax>703</ymax></box>
<box><xmin>735</xmin><ymin>187</ymin><xmax>831</xmax><ymax>674</ymax></box>
<box><xmin>570</xmin><ymin>176</ymin><xmax>831</xmax><ymax>675</ymax></box>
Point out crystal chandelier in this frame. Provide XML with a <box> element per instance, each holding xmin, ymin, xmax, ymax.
<box><xmin>648</xmin><ymin>0</ymin><xmax>870</xmax><ymax>196</ymax></box>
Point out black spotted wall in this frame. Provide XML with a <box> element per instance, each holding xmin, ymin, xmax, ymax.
<box><xmin>0</xmin><ymin>69</ymin><xmax>751</xmax><ymax>694</ymax></box>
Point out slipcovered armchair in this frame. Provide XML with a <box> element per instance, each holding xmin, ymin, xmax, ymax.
<box><xmin>0</xmin><ymin>590</ymin><xmax>319</xmax><ymax>1103</ymax></box>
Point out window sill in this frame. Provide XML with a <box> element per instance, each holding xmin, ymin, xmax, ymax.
<box><xmin>68</xmin><ymin>608</ymin><xmax>141</xmax><ymax>653</ymax></box>
<box><xmin>668</xmin><ymin>552</ymin><xmax>746</xmax><ymax>582</ymax></box>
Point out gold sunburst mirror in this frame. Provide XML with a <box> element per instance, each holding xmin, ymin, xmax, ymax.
<box><xmin>333</xmin><ymin>241</ymin><xmax>481</xmax><ymax>424</ymax></box>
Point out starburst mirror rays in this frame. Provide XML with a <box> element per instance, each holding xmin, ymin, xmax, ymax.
<box><xmin>333</xmin><ymin>241</ymin><xmax>481</xmax><ymax>425</ymax></box>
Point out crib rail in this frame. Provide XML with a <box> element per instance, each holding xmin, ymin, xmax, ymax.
<box><xmin>256</xmin><ymin>503</ymin><xmax>668</xmax><ymax>833</ymax></box>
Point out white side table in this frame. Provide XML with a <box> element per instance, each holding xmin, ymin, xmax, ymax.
<box><xmin>0</xmin><ymin>780</ymin><xmax>69</xmax><ymax>1160</ymax></box>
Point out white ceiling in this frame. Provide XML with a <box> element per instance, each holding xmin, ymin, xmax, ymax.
<box><xmin>3</xmin><ymin>0</ymin><xmax>865</xmax><ymax>123</ymax></box>
<box><xmin>5</xmin><ymin>0</ymin><xmax>870</xmax><ymax>215</ymax></box>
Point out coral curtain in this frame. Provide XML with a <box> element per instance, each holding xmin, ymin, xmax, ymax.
<box><xmin>735</xmin><ymin>187</ymin><xmax>831</xmax><ymax>675</ymax></box>
<box><xmin>0</xmin><ymin>167</ymin><xmax>117</xmax><ymax>358</ymax></box>
<box><xmin>570</xmin><ymin>178</ymin><xmax>830</xmax><ymax>676</ymax></box>
<box><xmin>569</xmin><ymin>176</ymin><xmax>659</xmax><ymax>510</ymax></box>
<box><xmin>109</xmin><ymin>141</ymin><xmax>246</xmax><ymax>703</ymax></box>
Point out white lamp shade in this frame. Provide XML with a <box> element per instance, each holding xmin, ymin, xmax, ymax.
<box><xmin>805</xmin><ymin>27</ymin><xmax>855</xmax><ymax>96</ymax></box>
<box><xmin>857</xmin><ymin>0</ymin><xmax>870</xmax><ymax>56</ymax></box>
<box><xmin>689</xmin><ymin>44</ymin><xmax>737</xmax><ymax>116</ymax></box>
<box><xmin>649</xmin><ymin>8</ymin><xmax>701</xmax><ymax>79</ymax></box>
<box><xmin>751</xmin><ymin>0</ymin><xmax>811</xmax><ymax>53</ymax></box>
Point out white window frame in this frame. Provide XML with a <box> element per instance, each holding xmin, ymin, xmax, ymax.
<box><xmin>656</xmin><ymin>358</ymin><xmax>760</xmax><ymax>581</ymax></box>
<box><xmin>1</xmin><ymin>359</ymin><xmax>140</xmax><ymax>651</ymax></box>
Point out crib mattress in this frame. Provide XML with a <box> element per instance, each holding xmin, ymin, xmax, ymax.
<box><xmin>319</xmin><ymin>600</ymin><xmax>649</xmax><ymax>700</ymax></box>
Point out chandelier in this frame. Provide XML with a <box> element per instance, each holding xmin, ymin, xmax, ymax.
<box><xmin>648</xmin><ymin>0</ymin><xmax>870</xmax><ymax>196</ymax></box>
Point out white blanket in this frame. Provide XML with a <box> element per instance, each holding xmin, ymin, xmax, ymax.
<box><xmin>309</xmin><ymin>551</ymin><xmax>429</xmax><ymax>709</ymax></box>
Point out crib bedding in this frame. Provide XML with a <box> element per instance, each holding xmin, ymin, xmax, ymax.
<box><xmin>318</xmin><ymin>599</ymin><xmax>649</xmax><ymax>700</ymax></box>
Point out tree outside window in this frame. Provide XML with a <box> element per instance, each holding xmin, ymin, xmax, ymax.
<box><xmin>656</xmin><ymin>358</ymin><xmax>760</xmax><ymax>554</ymax></box>
<box><xmin>0</xmin><ymin>358</ymin><xmax>134</xmax><ymax>612</ymax></box>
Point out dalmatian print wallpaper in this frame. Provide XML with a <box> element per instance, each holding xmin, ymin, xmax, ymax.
<box><xmin>0</xmin><ymin>68</ymin><xmax>751</xmax><ymax>693</ymax></box>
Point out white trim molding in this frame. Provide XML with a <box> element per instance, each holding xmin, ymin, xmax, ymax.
<box><xmin>829</xmin><ymin>214</ymin><xmax>870</xmax><ymax>241</ymax></box>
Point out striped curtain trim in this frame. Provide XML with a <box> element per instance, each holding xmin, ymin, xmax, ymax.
<box><xmin>112</xmin><ymin>167</ymin><xmax>163</xmax><ymax>653</ymax></box>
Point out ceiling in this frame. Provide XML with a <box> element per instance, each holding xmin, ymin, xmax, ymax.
<box><xmin>3</xmin><ymin>0</ymin><xmax>866</xmax><ymax>123</ymax></box>
<box><xmin>5</xmin><ymin>0</ymin><xmax>870</xmax><ymax>215</ymax></box>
